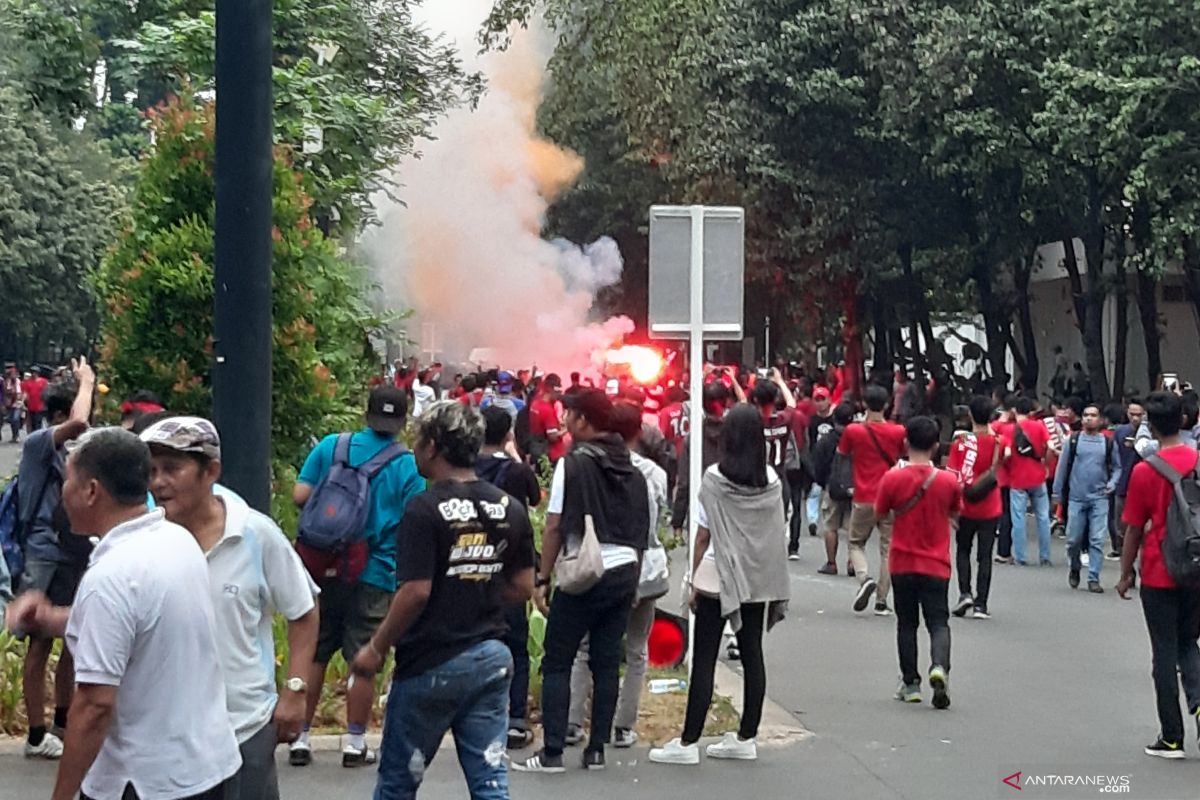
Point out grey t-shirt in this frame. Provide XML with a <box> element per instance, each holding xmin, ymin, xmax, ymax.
<box><xmin>17</xmin><ymin>428</ymin><xmax>67</xmax><ymax>563</ymax></box>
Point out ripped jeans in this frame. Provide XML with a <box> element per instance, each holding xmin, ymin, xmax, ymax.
<box><xmin>375</xmin><ymin>639</ymin><xmax>513</xmax><ymax>800</ymax></box>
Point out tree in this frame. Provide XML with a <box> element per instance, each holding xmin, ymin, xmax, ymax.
<box><xmin>0</xmin><ymin>85</ymin><xmax>123</xmax><ymax>361</ymax></box>
<box><xmin>95</xmin><ymin>95</ymin><xmax>378</xmax><ymax>466</ymax></box>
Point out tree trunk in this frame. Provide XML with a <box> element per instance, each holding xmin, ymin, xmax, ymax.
<box><xmin>899</xmin><ymin>243</ymin><xmax>924</xmax><ymax>382</ymax></box>
<box><xmin>1182</xmin><ymin>236</ymin><xmax>1200</xmax><ymax>346</ymax></box>
<box><xmin>871</xmin><ymin>294</ymin><xmax>892</xmax><ymax>374</ymax></box>
<box><xmin>1013</xmin><ymin>251</ymin><xmax>1040</xmax><ymax>392</ymax></box>
<box><xmin>972</xmin><ymin>253</ymin><xmax>1007</xmax><ymax>382</ymax></box>
<box><xmin>1136</xmin><ymin>268</ymin><xmax>1163</xmax><ymax>391</ymax></box>
<box><xmin>1060</xmin><ymin>232</ymin><xmax>1088</xmax><ymax>333</ymax></box>
<box><xmin>1112</xmin><ymin>252</ymin><xmax>1128</xmax><ymax>402</ymax></box>
<box><xmin>842</xmin><ymin>275</ymin><xmax>864</xmax><ymax>401</ymax></box>
<box><xmin>1081</xmin><ymin>217</ymin><xmax>1112</xmax><ymax>404</ymax></box>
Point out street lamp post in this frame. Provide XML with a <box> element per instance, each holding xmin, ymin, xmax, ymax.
<box><xmin>213</xmin><ymin>0</ymin><xmax>273</xmax><ymax>511</ymax></box>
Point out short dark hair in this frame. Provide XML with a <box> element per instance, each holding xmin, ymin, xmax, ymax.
<box><xmin>1013</xmin><ymin>397</ymin><xmax>1035</xmax><ymax>415</ymax></box>
<box><xmin>750</xmin><ymin>381</ymin><xmax>779</xmax><ymax>408</ymax></box>
<box><xmin>461</xmin><ymin>374</ymin><xmax>477</xmax><ymax>393</ymax></box>
<box><xmin>1183</xmin><ymin>397</ymin><xmax>1199</xmax><ymax>431</ymax></box>
<box><xmin>1064</xmin><ymin>396</ymin><xmax>1084</xmax><ymax>416</ymax></box>
<box><xmin>666</xmin><ymin>386</ymin><xmax>686</xmax><ymax>404</ymax></box>
<box><xmin>570</xmin><ymin>371</ymin><xmax>581</xmax><ymax>384</ymax></box>
<box><xmin>833</xmin><ymin>402</ymin><xmax>855</xmax><ymax>426</ymax></box>
<box><xmin>718</xmin><ymin>404</ymin><xmax>768</xmax><ymax>488</ymax></box>
<box><xmin>1145</xmin><ymin>392</ymin><xmax>1182</xmax><ymax>437</ymax></box>
<box><xmin>703</xmin><ymin>381</ymin><xmax>731</xmax><ymax>414</ymax></box>
<box><xmin>609</xmin><ymin>401</ymin><xmax>643</xmax><ymax>442</ymax></box>
<box><xmin>130</xmin><ymin>410</ymin><xmax>173</xmax><ymax>435</ymax></box>
<box><xmin>864</xmin><ymin>384</ymin><xmax>890</xmax><ymax>413</ymax></box>
<box><xmin>70</xmin><ymin>428</ymin><xmax>151</xmax><ymax>506</ymax></box>
<box><xmin>968</xmin><ymin>395</ymin><xmax>995</xmax><ymax>426</ymax></box>
<box><xmin>44</xmin><ymin>381</ymin><xmax>75</xmax><ymax>418</ymax></box>
<box><xmin>415</xmin><ymin>401</ymin><xmax>485</xmax><ymax>468</ymax></box>
<box><xmin>480</xmin><ymin>405</ymin><xmax>512</xmax><ymax>446</ymax></box>
<box><xmin>905</xmin><ymin>416</ymin><xmax>939</xmax><ymax>451</ymax></box>
<box><xmin>1102</xmin><ymin>403</ymin><xmax>1126</xmax><ymax>426</ymax></box>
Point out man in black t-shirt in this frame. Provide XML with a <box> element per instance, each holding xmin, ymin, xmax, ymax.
<box><xmin>351</xmin><ymin>401</ymin><xmax>535</xmax><ymax>799</ymax></box>
<box><xmin>475</xmin><ymin>406</ymin><xmax>542</xmax><ymax>749</ymax></box>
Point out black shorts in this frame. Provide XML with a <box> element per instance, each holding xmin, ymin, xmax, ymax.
<box><xmin>21</xmin><ymin>558</ymin><xmax>85</xmax><ymax>607</ymax></box>
<box><xmin>315</xmin><ymin>580</ymin><xmax>392</xmax><ymax>664</ymax></box>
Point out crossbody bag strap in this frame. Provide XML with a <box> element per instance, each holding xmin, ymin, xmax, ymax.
<box><xmin>896</xmin><ymin>467</ymin><xmax>939</xmax><ymax>516</ymax></box>
<box><xmin>865</xmin><ymin>424</ymin><xmax>896</xmax><ymax>467</ymax></box>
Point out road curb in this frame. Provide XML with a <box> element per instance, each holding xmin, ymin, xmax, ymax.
<box><xmin>714</xmin><ymin>661</ymin><xmax>812</xmax><ymax>746</ymax></box>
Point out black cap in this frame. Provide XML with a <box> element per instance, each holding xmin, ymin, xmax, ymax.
<box><xmin>367</xmin><ymin>385</ymin><xmax>408</xmax><ymax>435</ymax></box>
<box><xmin>562</xmin><ymin>388</ymin><xmax>613</xmax><ymax>431</ymax></box>
<box><xmin>543</xmin><ymin>373</ymin><xmax>563</xmax><ymax>389</ymax></box>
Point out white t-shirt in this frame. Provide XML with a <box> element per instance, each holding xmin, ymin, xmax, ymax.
<box><xmin>696</xmin><ymin>465</ymin><xmax>780</xmax><ymax>563</ymax></box>
<box><xmin>66</xmin><ymin>509</ymin><xmax>241</xmax><ymax>800</ymax></box>
<box><xmin>206</xmin><ymin>493</ymin><xmax>318</xmax><ymax>743</ymax></box>
<box><xmin>548</xmin><ymin>458</ymin><xmax>639</xmax><ymax>570</ymax></box>
<box><xmin>412</xmin><ymin>380</ymin><xmax>436</xmax><ymax>418</ymax></box>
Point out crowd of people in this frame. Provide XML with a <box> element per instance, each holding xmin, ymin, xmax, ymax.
<box><xmin>1</xmin><ymin>350</ymin><xmax>1200</xmax><ymax>800</ymax></box>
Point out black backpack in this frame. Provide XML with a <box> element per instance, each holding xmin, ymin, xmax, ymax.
<box><xmin>1146</xmin><ymin>454</ymin><xmax>1200</xmax><ymax>589</ymax></box>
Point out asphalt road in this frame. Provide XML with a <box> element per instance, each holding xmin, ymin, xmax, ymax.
<box><xmin>3</xmin><ymin>487</ymin><xmax>1200</xmax><ymax>798</ymax></box>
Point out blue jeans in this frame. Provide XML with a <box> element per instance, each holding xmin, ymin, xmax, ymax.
<box><xmin>1067</xmin><ymin>497</ymin><xmax>1108</xmax><ymax>583</ymax></box>
<box><xmin>806</xmin><ymin>485</ymin><xmax>822</xmax><ymax>529</ymax></box>
<box><xmin>375</xmin><ymin>639</ymin><xmax>512</xmax><ymax>800</ymax></box>
<box><xmin>1010</xmin><ymin>484</ymin><xmax>1051</xmax><ymax>564</ymax></box>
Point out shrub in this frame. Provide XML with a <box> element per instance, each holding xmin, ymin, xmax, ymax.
<box><xmin>95</xmin><ymin>94</ymin><xmax>379</xmax><ymax>470</ymax></box>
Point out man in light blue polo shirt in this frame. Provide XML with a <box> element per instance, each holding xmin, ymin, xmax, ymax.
<box><xmin>292</xmin><ymin>386</ymin><xmax>424</xmax><ymax>768</ymax></box>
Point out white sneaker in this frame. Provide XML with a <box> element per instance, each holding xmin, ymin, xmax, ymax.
<box><xmin>649</xmin><ymin>738</ymin><xmax>700</xmax><ymax>765</ymax></box>
<box><xmin>705</xmin><ymin>732</ymin><xmax>757</xmax><ymax>761</ymax></box>
<box><xmin>25</xmin><ymin>732</ymin><xmax>64</xmax><ymax>760</ymax></box>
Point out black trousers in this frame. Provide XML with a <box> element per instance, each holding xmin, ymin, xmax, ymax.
<box><xmin>786</xmin><ymin>469</ymin><xmax>806</xmax><ymax>551</ymax></box>
<box><xmin>541</xmin><ymin>564</ymin><xmax>638</xmax><ymax>756</ymax></box>
<box><xmin>83</xmin><ymin>781</ymin><xmax>230</xmax><ymax>800</ymax></box>
<box><xmin>504</xmin><ymin>603</ymin><xmax>530</xmax><ymax>727</ymax></box>
<box><xmin>682</xmin><ymin>596</ymin><xmax>766</xmax><ymax>744</ymax></box>
<box><xmin>955</xmin><ymin>516</ymin><xmax>998</xmax><ymax>607</ymax></box>
<box><xmin>996</xmin><ymin>488</ymin><xmax>1013</xmax><ymax>557</ymax></box>
<box><xmin>1140</xmin><ymin>587</ymin><xmax>1200</xmax><ymax>743</ymax></box>
<box><xmin>892</xmin><ymin>573</ymin><xmax>951</xmax><ymax>687</ymax></box>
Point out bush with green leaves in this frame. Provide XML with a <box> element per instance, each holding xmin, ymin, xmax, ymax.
<box><xmin>95</xmin><ymin>94</ymin><xmax>378</xmax><ymax>470</ymax></box>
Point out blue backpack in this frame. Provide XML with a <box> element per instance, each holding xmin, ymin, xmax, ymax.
<box><xmin>0</xmin><ymin>479</ymin><xmax>22</xmax><ymax>582</ymax></box>
<box><xmin>298</xmin><ymin>433</ymin><xmax>409</xmax><ymax>552</ymax></box>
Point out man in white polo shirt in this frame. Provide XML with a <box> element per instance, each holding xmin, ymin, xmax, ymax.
<box><xmin>140</xmin><ymin>416</ymin><xmax>319</xmax><ymax>800</ymax></box>
<box><xmin>7</xmin><ymin>427</ymin><xmax>240</xmax><ymax>800</ymax></box>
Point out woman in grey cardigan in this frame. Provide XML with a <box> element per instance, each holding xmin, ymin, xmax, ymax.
<box><xmin>650</xmin><ymin>404</ymin><xmax>791</xmax><ymax>766</ymax></box>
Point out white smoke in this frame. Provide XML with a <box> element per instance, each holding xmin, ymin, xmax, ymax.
<box><xmin>364</xmin><ymin>1</ymin><xmax>633</xmax><ymax>373</ymax></box>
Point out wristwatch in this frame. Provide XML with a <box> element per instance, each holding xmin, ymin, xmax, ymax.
<box><xmin>535</xmin><ymin>574</ymin><xmax>551</xmax><ymax>588</ymax></box>
<box><xmin>284</xmin><ymin>677</ymin><xmax>307</xmax><ymax>694</ymax></box>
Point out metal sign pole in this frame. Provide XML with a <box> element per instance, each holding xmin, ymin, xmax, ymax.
<box><xmin>685</xmin><ymin>205</ymin><xmax>705</xmax><ymax>669</ymax></box>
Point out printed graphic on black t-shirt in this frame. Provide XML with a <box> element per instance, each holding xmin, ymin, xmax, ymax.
<box><xmin>391</xmin><ymin>479</ymin><xmax>535</xmax><ymax>681</ymax></box>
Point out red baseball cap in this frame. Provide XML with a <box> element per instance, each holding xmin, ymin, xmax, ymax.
<box><xmin>813</xmin><ymin>386</ymin><xmax>832</xmax><ymax>400</ymax></box>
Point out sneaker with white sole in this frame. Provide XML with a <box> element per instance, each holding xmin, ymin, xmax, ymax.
<box><xmin>564</xmin><ymin>723</ymin><xmax>585</xmax><ymax>747</ymax></box>
<box><xmin>613</xmin><ymin>728</ymin><xmax>638</xmax><ymax>748</ymax></box>
<box><xmin>854</xmin><ymin>578</ymin><xmax>878</xmax><ymax>612</ymax></box>
<box><xmin>289</xmin><ymin>740</ymin><xmax>312</xmax><ymax>766</ymax></box>
<box><xmin>952</xmin><ymin>594</ymin><xmax>973</xmax><ymax>617</ymax></box>
<box><xmin>705</xmin><ymin>732</ymin><xmax>757</xmax><ymax>761</ymax></box>
<box><xmin>649</xmin><ymin>738</ymin><xmax>700</xmax><ymax>765</ymax></box>
<box><xmin>930</xmin><ymin>666</ymin><xmax>950</xmax><ymax>710</ymax></box>
<box><xmin>1145</xmin><ymin>737</ymin><xmax>1185</xmax><ymax>759</ymax></box>
<box><xmin>24</xmin><ymin>732</ymin><xmax>63</xmax><ymax>760</ymax></box>
<box><xmin>873</xmin><ymin>601</ymin><xmax>892</xmax><ymax>617</ymax></box>
<box><xmin>511</xmin><ymin>749</ymin><xmax>566</xmax><ymax>773</ymax></box>
<box><xmin>342</xmin><ymin>743</ymin><xmax>377</xmax><ymax>768</ymax></box>
<box><xmin>895</xmin><ymin>682</ymin><xmax>921</xmax><ymax>703</ymax></box>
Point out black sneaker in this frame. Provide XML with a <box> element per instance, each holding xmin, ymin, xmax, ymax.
<box><xmin>342</xmin><ymin>744</ymin><xmax>377</xmax><ymax>768</ymax></box>
<box><xmin>1040</xmin><ymin>558</ymin><xmax>1053</xmax><ymax>567</ymax></box>
<box><xmin>929</xmin><ymin>666</ymin><xmax>950</xmax><ymax>710</ymax></box>
<box><xmin>288</xmin><ymin>742</ymin><xmax>312</xmax><ymax>767</ymax></box>
<box><xmin>512</xmin><ymin>749</ymin><xmax>567</xmax><ymax>773</ymax></box>
<box><xmin>788</xmin><ymin>549</ymin><xmax>800</xmax><ymax>561</ymax></box>
<box><xmin>808</xmin><ymin>522</ymin><xmax>818</xmax><ymax>537</ymax></box>
<box><xmin>1069</xmin><ymin>569</ymin><xmax>1080</xmax><ymax>589</ymax></box>
<box><xmin>583</xmin><ymin>749</ymin><xmax>606</xmax><ymax>770</ymax></box>
<box><xmin>972</xmin><ymin>605</ymin><xmax>991</xmax><ymax>619</ymax></box>
<box><xmin>564</xmin><ymin>723</ymin><xmax>585</xmax><ymax>747</ymax></box>
<box><xmin>1145</xmin><ymin>737</ymin><xmax>1185</xmax><ymax>759</ymax></box>
<box><xmin>1087</xmin><ymin>581</ymin><xmax>1104</xmax><ymax>594</ymax></box>
<box><xmin>507</xmin><ymin>727</ymin><xmax>534</xmax><ymax>750</ymax></box>
<box><xmin>952</xmin><ymin>594</ymin><xmax>973</xmax><ymax>617</ymax></box>
<box><xmin>854</xmin><ymin>578</ymin><xmax>878</xmax><ymax>612</ymax></box>
<box><xmin>873</xmin><ymin>601</ymin><xmax>892</xmax><ymax>617</ymax></box>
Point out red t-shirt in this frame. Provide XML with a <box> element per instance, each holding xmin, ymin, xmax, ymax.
<box><xmin>1001</xmin><ymin>418</ymin><xmax>1051</xmax><ymax>490</ymax></box>
<box><xmin>838</xmin><ymin>420</ymin><xmax>906</xmax><ymax>504</ymax></box>
<box><xmin>1122</xmin><ymin>444</ymin><xmax>1200</xmax><ymax>589</ymax></box>
<box><xmin>876</xmin><ymin>464</ymin><xmax>962</xmax><ymax>580</ymax></box>
<box><xmin>530</xmin><ymin>398</ymin><xmax>566</xmax><ymax>462</ymax></box>
<box><xmin>22</xmin><ymin>377</ymin><xmax>47</xmax><ymax>413</ymax></box>
<box><xmin>946</xmin><ymin>432</ymin><xmax>1003</xmax><ymax>519</ymax></box>
<box><xmin>659</xmin><ymin>402</ymin><xmax>688</xmax><ymax>455</ymax></box>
